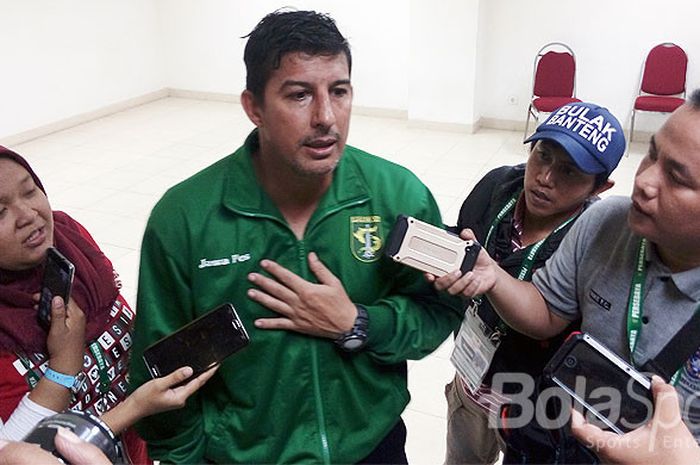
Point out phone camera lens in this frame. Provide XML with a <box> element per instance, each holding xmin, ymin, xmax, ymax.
<box><xmin>564</xmin><ymin>355</ymin><xmax>577</xmax><ymax>368</ymax></box>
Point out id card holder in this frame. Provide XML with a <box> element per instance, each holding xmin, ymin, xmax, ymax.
<box><xmin>450</xmin><ymin>300</ymin><xmax>501</xmax><ymax>394</ymax></box>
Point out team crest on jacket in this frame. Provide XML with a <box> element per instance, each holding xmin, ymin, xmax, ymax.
<box><xmin>350</xmin><ymin>216</ymin><xmax>383</xmax><ymax>262</ymax></box>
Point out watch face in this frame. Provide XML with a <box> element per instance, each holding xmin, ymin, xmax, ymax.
<box><xmin>343</xmin><ymin>337</ymin><xmax>365</xmax><ymax>351</ymax></box>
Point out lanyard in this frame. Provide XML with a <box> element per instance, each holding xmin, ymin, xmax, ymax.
<box><xmin>475</xmin><ymin>192</ymin><xmax>581</xmax><ymax>335</ymax></box>
<box><xmin>16</xmin><ymin>354</ymin><xmax>41</xmax><ymax>389</ymax></box>
<box><xmin>626</xmin><ymin>238</ymin><xmax>681</xmax><ymax>385</ymax></box>
<box><xmin>17</xmin><ymin>344</ymin><xmax>109</xmax><ymax>394</ymax></box>
<box><xmin>484</xmin><ymin>191</ymin><xmax>580</xmax><ymax>281</ymax></box>
<box><xmin>89</xmin><ymin>342</ymin><xmax>110</xmax><ymax>394</ymax></box>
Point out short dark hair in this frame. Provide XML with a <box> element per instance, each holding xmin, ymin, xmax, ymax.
<box><xmin>243</xmin><ymin>9</ymin><xmax>352</xmax><ymax>101</ymax></box>
<box><xmin>689</xmin><ymin>88</ymin><xmax>700</xmax><ymax>109</ymax></box>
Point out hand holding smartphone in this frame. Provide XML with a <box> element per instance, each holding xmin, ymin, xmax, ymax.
<box><xmin>544</xmin><ymin>332</ymin><xmax>654</xmax><ymax>435</ymax></box>
<box><xmin>142</xmin><ymin>303</ymin><xmax>250</xmax><ymax>382</ymax></box>
<box><xmin>38</xmin><ymin>247</ymin><xmax>75</xmax><ymax>329</ymax></box>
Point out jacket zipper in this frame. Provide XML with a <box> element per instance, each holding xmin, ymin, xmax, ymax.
<box><xmin>303</xmin><ymin>197</ymin><xmax>369</xmax><ymax>464</ymax></box>
<box><xmin>298</xmin><ymin>241</ymin><xmax>331</xmax><ymax>465</ymax></box>
<box><xmin>237</xmin><ymin>197</ymin><xmax>370</xmax><ymax>463</ymax></box>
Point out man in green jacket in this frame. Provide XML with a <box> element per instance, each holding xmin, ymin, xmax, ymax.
<box><xmin>129</xmin><ymin>9</ymin><xmax>462</xmax><ymax>464</ymax></box>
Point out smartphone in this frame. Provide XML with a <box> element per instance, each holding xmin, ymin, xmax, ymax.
<box><xmin>38</xmin><ymin>247</ymin><xmax>76</xmax><ymax>329</ymax></box>
<box><xmin>544</xmin><ymin>332</ymin><xmax>654</xmax><ymax>435</ymax></box>
<box><xmin>385</xmin><ymin>215</ymin><xmax>481</xmax><ymax>277</ymax></box>
<box><xmin>142</xmin><ymin>303</ymin><xmax>250</xmax><ymax>381</ymax></box>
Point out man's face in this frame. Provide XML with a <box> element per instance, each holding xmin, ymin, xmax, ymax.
<box><xmin>0</xmin><ymin>158</ymin><xmax>53</xmax><ymax>270</ymax></box>
<box><xmin>628</xmin><ymin>105</ymin><xmax>700</xmax><ymax>255</ymax></box>
<box><xmin>244</xmin><ymin>52</ymin><xmax>352</xmax><ymax>179</ymax></box>
<box><xmin>523</xmin><ymin>140</ymin><xmax>599</xmax><ymax>220</ymax></box>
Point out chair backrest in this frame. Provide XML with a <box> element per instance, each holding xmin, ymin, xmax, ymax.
<box><xmin>640</xmin><ymin>42</ymin><xmax>688</xmax><ymax>96</ymax></box>
<box><xmin>532</xmin><ymin>43</ymin><xmax>576</xmax><ymax>98</ymax></box>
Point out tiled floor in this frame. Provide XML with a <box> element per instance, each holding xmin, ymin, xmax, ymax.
<box><xmin>8</xmin><ymin>97</ymin><xmax>650</xmax><ymax>464</ymax></box>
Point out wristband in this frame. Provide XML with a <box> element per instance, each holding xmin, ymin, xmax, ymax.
<box><xmin>44</xmin><ymin>368</ymin><xmax>86</xmax><ymax>394</ymax></box>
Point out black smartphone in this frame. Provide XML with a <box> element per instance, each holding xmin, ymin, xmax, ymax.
<box><xmin>544</xmin><ymin>332</ymin><xmax>654</xmax><ymax>435</ymax></box>
<box><xmin>142</xmin><ymin>303</ymin><xmax>250</xmax><ymax>381</ymax></box>
<box><xmin>38</xmin><ymin>247</ymin><xmax>76</xmax><ymax>329</ymax></box>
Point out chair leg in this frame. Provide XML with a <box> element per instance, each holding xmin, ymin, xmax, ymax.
<box><xmin>629</xmin><ymin>110</ymin><xmax>636</xmax><ymax>147</ymax></box>
<box><xmin>523</xmin><ymin>105</ymin><xmax>533</xmax><ymax>142</ymax></box>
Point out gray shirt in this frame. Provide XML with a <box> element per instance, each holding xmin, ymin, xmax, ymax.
<box><xmin>532</xmin><ymin>195</ymin><xmax>700</xmax><ymax>439</ymax></box>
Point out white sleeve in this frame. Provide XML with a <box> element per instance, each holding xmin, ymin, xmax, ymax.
<box><xmin>0</xmin><ymin>393</ymin><xmax>58</xmax><ymax>441</ymax></box>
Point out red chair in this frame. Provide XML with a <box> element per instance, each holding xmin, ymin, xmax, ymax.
<box><xmin>630</xmin><ymin>43</ymin><xmax>687</xmax><ymax>143</ymax></box>
<box><xmin>524</xmin><ymin>42</ymin><xmax>581</xmax><ymax>140</ymax></box>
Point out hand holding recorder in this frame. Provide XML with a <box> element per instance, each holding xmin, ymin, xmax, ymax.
<box><xmin>26</xmin><ymin>249</ymin><xmax>85</xmax><ymax>414</ymax></box>
<box><xmin>44</xmin><ymin>296</ymin><xmax>86</xmax><ymax>379</ymax></box>
<box><xmin>384</xmin><ymin>216</ymin><xmax>501</xmax><ymax>299</ymax></box>
<box><xmin>37</xmin><ymin>247</ymin><xmax>85</xmax><ymax>380</ymax></box>
<box><xmin>385</xmin><ymin>215</ymin><xmax>481</xmax><ymax>278</ymax></box>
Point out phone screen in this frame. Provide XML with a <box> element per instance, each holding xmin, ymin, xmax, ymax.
<box><xmin>38</xmin><ymin>248</ymin><xmax>75</xmax><ymax>329</ymax></box>
<box><xmin>142</xmin><ymin>303</ymin><xmax>250</xmax><ymax>380</ymax></box>
<box><xmin>546</xmin><ymin>333</ymin><xmax>653</xmax><ymax>434</ymax></box>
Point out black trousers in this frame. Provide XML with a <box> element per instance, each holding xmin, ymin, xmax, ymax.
<box><xmin>357</xmin><ymin>418</ymin><xmax>408</xmax><ymax>465</ymax></box>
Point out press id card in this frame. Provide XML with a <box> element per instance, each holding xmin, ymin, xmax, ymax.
<box><xmin>450</xmin><ymin>308</ymin><xmax>500</xmax><ymax>394</ymax></box>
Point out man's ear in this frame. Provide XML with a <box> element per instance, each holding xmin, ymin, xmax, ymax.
<box><xmin>592</xmin><ymin>179</ymin><xmax>614</xmax><ymax>196</ymax></box>
<box><xmin>241</xmin><ymin>90</ymin><xmax>263</xmax><ymax>127</ymax></box>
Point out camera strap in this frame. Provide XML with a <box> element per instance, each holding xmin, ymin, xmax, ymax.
<box><xmin>642</xmin><ymin>307</ymin><xmax>700</xmax><ymax>382</ymax></box>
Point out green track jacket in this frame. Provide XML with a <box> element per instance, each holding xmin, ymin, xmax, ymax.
<box><xmin>129</xmin><ymin>131</ymin><xmax>463</xmax><ymax>464</ymax></box>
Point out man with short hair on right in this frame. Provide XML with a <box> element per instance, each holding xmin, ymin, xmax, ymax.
<box><xmin>445</xmin><ymin>88</ymin><xmax>700</xmax><ymax>461</ymax></box>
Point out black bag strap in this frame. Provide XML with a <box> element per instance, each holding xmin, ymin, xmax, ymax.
<box><xmin>641</xmin><ymin>308</ymin><xmax>700</xmax><ymax>381</ymax></box>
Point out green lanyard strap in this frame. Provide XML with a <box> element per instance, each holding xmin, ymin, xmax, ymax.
<box><xmin>626</xmin><ymin>238</ymin><xmax>682</xmax><ymax>385</ymax></box>
<box><xmin>16</xmin><ymin>354</ymin><xmax>41</xmax><ymax>389</ymax></box>
<box><xmin>17</xmin><ymin>344</ymin><xmax>110</xmax><ymax>394</ymax></box>
<box><xmin>476</xmin><ymin>191</ymin><xmax>581</xmax><ymax>333</ymax></box>
<box><xmin>89</xmin><ymin>342</ymin><xmax>110</xmax><ymax>394</ymax></box>
<box><xmin>483</xmin><ymin>193</ymin><xmax>519</xmax><ymax>250</ymax></box>
<box><xmin>626</xmin><ymin>238</ymin><xmax>648</xmax><ymax>362</ymax></box>
<box><xmin>484</xmin><ymin>191</ymin><xmax>580</xmax><ymax>281</ymax></box>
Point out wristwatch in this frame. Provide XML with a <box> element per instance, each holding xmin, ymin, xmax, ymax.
<box><xmin>44</xmin><ymin>368</ymin><xmax>87</xmax><ymax>394</ymax></box>
<box><xmin>335</xmin><ymin>304</ymin><xmax>369</xmax><ymax>352</ymax></box>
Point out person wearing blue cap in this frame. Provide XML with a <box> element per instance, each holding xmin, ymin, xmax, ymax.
<box><xmin>440</xmin><ymin>89</ymin><xmax>700</xmax><ymax>463</ymax></box>
<box><xmin>433</xmin><ymin>101</ymin><xmax>625</xmax><ymax>465</ymax></box>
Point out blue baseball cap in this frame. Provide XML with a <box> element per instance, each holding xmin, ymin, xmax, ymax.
<box><xmin>524</xmin><ymin>102</ymin><xmax>626</xmax><ymax>176</ymax></box>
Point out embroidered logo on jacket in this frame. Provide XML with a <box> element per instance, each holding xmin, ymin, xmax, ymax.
<box><xmin>350</xmin><ymin>216</ymin><xmax>383</xmax><ymax>262</ymax></box>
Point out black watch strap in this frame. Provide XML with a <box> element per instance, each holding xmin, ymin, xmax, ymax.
<box><xmin>335</xmin><ymin>304</ymin><xmax>369</xmax><ymax>352</ymax></box>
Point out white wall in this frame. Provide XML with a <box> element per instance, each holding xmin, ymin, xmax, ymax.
<box><xmin>158</xmin><ymin>0</ymin><xmax>700</xmax><ymax>133</ymax></box>
<box><xmin>477</xmin><ymin>0</ymin><xmax>700</xmax><ymax>133</ymax></box>
<box><xmin>2</xmin><ymin>1</ymin><xmax>699</xmax><ymax>140</ymax></box>
<box><xmin>408</xmin><ymin>0</ymin><xmax>480</xmax><ymax>127</ymax></box>
<box><xmin>156</xmin><ymin>0</ymin><xmax>410</xmax><ymax>112</ymax></box>
<box><xmin>0</xmin><ymin>0</ymin><xmax>163</xmax><ymax>139</ymax></box>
